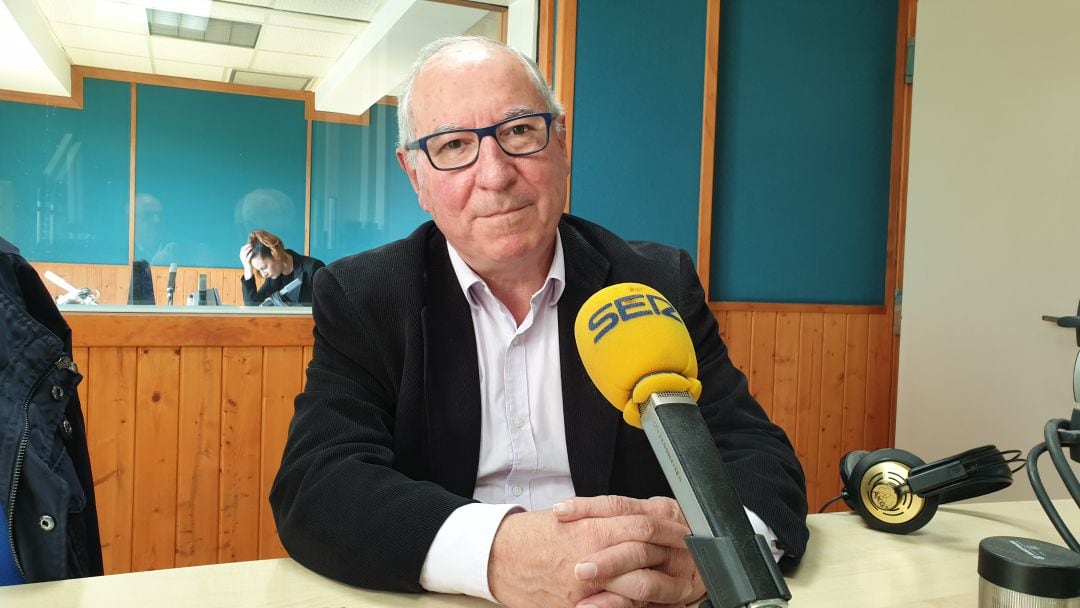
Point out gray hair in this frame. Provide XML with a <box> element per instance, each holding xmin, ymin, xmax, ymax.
<box><xmin>396</xmin><ymin>35</ymin><xmax>564</xmax><ymax>167</ymax></box>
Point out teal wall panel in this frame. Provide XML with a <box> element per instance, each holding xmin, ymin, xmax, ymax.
<box><xmin>135</xmin><ymin>85</ymin><xmax>307</xmax><ymax>268</ymax></box>
<box><xmin>0</xmin><ymin>79</ymin><xmax>130</xmax><ymax>264</ymax></box>
<box><xmin>309</xmin><ymin>104</ymin><xmax>427</xmax><ymax>262</ymax></box>
<box><xmin>569</xmin><ymin>0</ymin><xmax>706</xmax><ymax>260</ymax></box>
<box><xmin>709</xmin><ymin>0</ymin><xmax>898</xmax><ymax>304</ymax></box>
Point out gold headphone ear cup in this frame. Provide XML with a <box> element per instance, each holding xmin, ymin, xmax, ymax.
<box><xmin>849</xmin><ymin>448</ymin><xmax>940</xmax><ymax>535</ymax></box>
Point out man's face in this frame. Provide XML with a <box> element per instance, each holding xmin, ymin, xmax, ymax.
<box><xmin>397</xmin><ymin>45</ymin><xmax>569</xmax><ymax>274</ymax></box>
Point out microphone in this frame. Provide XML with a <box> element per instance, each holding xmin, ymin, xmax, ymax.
<box><xmin>574</xmin><ymin>283</ymin><xmax>790</xmax><ymax>608</ymax></box>
<box><xmin>166</xmin><ymin>263</ymin><xmax>177</xmax><ymax>306</ymax></box>
<box><xmin>260</xmin><ymin>276</ymin><xmax>302</xmax><ymax>307</ymax></box>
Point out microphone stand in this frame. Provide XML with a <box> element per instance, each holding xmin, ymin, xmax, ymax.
<box><xmin>166</xmin><ymin>263</ymin><xmax>177</xmax><ymax>306</ymax></box>
<box><xmin>640</xmin><ymin>393</ymin><xmax>791</xmax><ymax>608</ymax></box>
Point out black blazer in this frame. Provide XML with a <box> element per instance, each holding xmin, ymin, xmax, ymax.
<box><xmin>240</xmin><ymin>249</ymin><xmax>325</xmax><ymax>306</ymax></box>
<box><xmin>270</xmin><ymin>216</ymin><xmax>808</xmax><ymax>592</ymax></box>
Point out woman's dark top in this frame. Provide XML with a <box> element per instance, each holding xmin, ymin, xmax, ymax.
<box><xmin>241</xmin><ymin>249</ymin><xmax>325</xmax><ymax>306</ymax></box>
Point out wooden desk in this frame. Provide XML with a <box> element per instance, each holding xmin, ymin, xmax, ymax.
<box><xmin>2</xmin><ymin>500</ymin><xmax>1077</xmax><ymax>607</ymax></box>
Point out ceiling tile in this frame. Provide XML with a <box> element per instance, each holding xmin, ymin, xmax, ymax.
<box><xmin>150</xmin><ymin>35</ymin><xmax>255</xmax><ymax>67</ymax></box>
<box><xmin>265</xmin><ymin>11</ymin><xmax>366</xmax><ymax>35</ymax></box>
<box><xmin>36</xmin><ymin>0</ymin><xmax>149</xmax><ymax>34</ymax></box>
<box><xmin>207</xmin><ymin>3</ymin><xmax>268</xmax><ymax>24</ymax></box>
<box><xmin>256</xmin><ymin>24</ymin><xmax>353</xmax><ymax>57</ymax></box>
<box><xmin>272</xmin><ymin>0</ymin><xmax>384</xmax><ymax>22</ymax></box>
<box><xmin>67</xmin><ymin>47</ymin><xmax>152</xmax><ymax>72</ymax></box>
<box><xmin>251</xmin><ymin>50</ymin><xmax>330</xmax><ymax>76</ymax></box>
<box><xmin>218</xmin><ymin>0</ymin><xmax>273</xmax><ymax>8</ymax></box>
<box><xmin>52</xmin><ymin>22</ymin><xmax>149</xmax><ymax>56</ymax></box>
<box><xmin>153</xmin><ymin>59</ymin><xmax>226</xmax><ymax>82</ymax></box>
<box><xmin>231</xmin><ymin>69</ymin><xmax>310</xmax><ymax>90</ymax></box>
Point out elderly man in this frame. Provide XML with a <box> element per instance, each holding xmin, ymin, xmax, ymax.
<box><xmin>270</xmin><ymin>36</ymin><xmax>808</xmax><ymax>608</ymax></box>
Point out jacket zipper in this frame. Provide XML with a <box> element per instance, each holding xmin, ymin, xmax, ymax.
<box><xmin>7</xmin><ymin>355</ymin><xmax>77</xmax><ymax>582</ymax></box>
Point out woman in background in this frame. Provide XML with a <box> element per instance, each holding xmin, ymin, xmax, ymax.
<box><xmin>239</xmin><ymin>230</ymin><xmax>325</xmax><ymax>306</ymax></box>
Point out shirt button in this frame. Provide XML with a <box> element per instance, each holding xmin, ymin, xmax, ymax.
<box><xmin>511</xmin><ymin>336</ymin><xmax>521</xmax><ymax>347</ymax></box>
<box><xmin>513</xmin><ymin>417</ymin><xmax>525</xmax><ymax>429</ymax></box>
<box><xmin>511</xmin><ymin>485</ymin><xmax>523</xmax><ymax>497</ymax></box>
<box><xmin>51</xmin><ymin>385</ymin><xmax>64</xmax><ymax>400</ymax></box>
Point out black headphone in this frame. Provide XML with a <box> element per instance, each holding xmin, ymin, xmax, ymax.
<box><xmin>836</xmin><ymin>445</ymin><xmax>1023</xmax><ymax>534</ymax></box>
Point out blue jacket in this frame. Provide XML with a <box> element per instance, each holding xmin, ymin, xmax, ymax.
<box><xmin>0</xmin><ymin>237</ymin><xmax>102</xmax><ymax>583</ymax></box>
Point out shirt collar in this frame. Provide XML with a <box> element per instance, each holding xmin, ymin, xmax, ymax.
<box><xmin>446</xmin><ymin>231</ymin><xmax>566</xmax><ymax>310</ymax></box>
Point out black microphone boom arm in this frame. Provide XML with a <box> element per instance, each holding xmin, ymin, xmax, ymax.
<box><xmin>640</xmin><ymin>392</ymin><xmax>791</xmax><ymax>608</ymax></box>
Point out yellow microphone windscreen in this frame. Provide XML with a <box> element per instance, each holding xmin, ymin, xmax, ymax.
<box><xmin>574</xmin><ymin>283</ymin><xmax>701</xmax><ymax>428</ymax></box>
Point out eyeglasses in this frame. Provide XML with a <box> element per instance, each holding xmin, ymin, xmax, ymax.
<box><xmin>405</xmin><ymin>112</ymin><xmax>554</xmax><ymax>171</ymax></box>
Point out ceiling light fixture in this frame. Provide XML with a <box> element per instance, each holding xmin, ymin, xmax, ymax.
<box><xmin>106</xmin><ymin>0</ymin><xmax>211</xmax><ymax>17</ymax></box>
<box><xmin>230</xmin><ymin>69</ymin><xmax>312</xmax><ymax>91</ymax></box>
<box><xmin>146</xmin><ymin>9</ymin><xmax>260</xmax><ymax>48</ymax></box>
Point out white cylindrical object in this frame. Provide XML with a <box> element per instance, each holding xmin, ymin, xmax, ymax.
<box><xmin>43</xmin><ymin>270</ymin><xmax>77</xmax><ymax>293</ymax></box>
<box><xmin>978</xmin><ymin>537</ymin><xmax>1080</xmax><ymax>608</ymax></box>
<box><xmin>979</xmin><ymin>577</ymin><xmax>1080</xmax><ymax>607</ymax></box>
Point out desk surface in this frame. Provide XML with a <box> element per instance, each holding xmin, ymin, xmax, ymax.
<box><xmin>3</xmin><ymin>500</ymin><xmax>1077</xmax><ymax>608</ymax></box>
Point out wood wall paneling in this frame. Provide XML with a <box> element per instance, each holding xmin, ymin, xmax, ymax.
<box><xmin>219</xmin><ymin>347</ymin><xmax>264</xmax><ymax>564</ymax></box>
<box><xmin>864</xmin><ymin>314</ymin><xmax>894</xmax><ymax>451</ymax></box>
<box><xmin>794</xmin><ymin>313</ymin><xmax>825</xmax><ymax>513</ymax></box>
<box><xmin>770</xmin><ymin>313</ymin><xmax>799</xmax><ymax>438</ymax></box>
<box><xmin>839</xmin><ymin>315</ymin><xmax>870</xmax><ymax>513</ymax></box>
<box><xmin>712</xmin><ymin>308</ymin><xmax>894</xmax><ymax>515</ymax></box>
<box><xmin>67</xmin><ymin>315</ymin><xmax>314</xmax><ymax>575</ymax></box>
<box><xmin>259</xmin><ymin>347</ymin><xmax>303</xmax><ymax>559</ymax></box>
<box><xmin>131</xmin><ymin>346</ymin><xmax>181</xmax><ymax>571</ymax></box>
<box><xmin>748</xmin><ymin>312</ymin><xmax>777</xmax><ymax>419</ymax></box>
<box><xmin>175</xmin><ymin>346</ymin><xmax>222</xmax><ymax>568</ymax></box>
<box><xmin>816</xmin><ymin>314</ymin><xmax>846</xmax><ymax>513</ymax></box>
<box><xmin>85</xmin><ymin>347</ymin><xmax>138</xmax><ymax>574</ymax></box>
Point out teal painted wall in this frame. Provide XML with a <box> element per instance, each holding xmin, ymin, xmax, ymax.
<box><xmin>0</xmin><ymin>79</ymin><xmax>130</xmax><ymax>264</ymax></box>
<box><xmin>569</xmin><ymin>0</ymin><xmax>707</xmax><ymax>260</ymax></box>
<box><xmin>709</xmin><ymin>0</ymin><xmax>898</xmax><ymax>304</ymax></box>
<box><xmin>310</xmin><ymin>104</ymin><xmax>426</xmax><ymax>263</ymax></box>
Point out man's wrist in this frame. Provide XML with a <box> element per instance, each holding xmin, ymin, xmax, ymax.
<box><xmin>744</xmin><ymin>507</ymin><xmax>784</xmax><ymax>562</ymax></box>
<box><xmin>419</xmin><ymin>502</ymin><xmax>522</xmax><ymax>601</ymax></box>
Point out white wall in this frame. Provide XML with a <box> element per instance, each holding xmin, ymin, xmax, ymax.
<box><xmin>507</xmin><ymin>0</ymin><xmax>539</xmax><ymax>59</ymax></box>
<box><xmin>897</xmin><ymin>0</ymin><xmax>1080</xmax><ymax>501</ymax></box>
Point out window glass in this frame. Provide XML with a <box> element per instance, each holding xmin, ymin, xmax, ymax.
<box><xmin>0</xmin><ymin>2</ymin><xmax>518</xmax><ymax>311</ymax></box>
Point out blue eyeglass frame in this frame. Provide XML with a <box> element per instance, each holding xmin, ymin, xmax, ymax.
<box><xmin>404</xmin><ymin>112</ymin><xmax>555</xmax><ymax>171</ymax></box>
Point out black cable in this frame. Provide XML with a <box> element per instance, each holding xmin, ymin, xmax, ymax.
<box><xmin>817</xmin><ymin>494</ymin><xmax>845</xmax><ymax>514</ymax></box>
<box><xmin>1043</xmin><ymin>419</ymin><xmax>1080</xmax><ymax>510</ymax></box>
<box><xmin>1027</xmin><ymin>441</ymin><xmax>1080</xmax><ymax>552</ymax></box>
